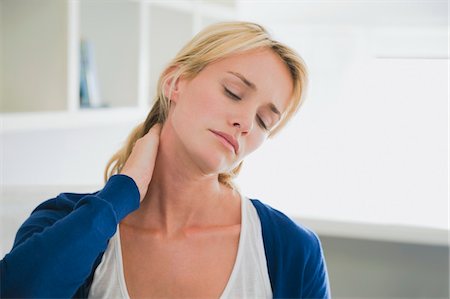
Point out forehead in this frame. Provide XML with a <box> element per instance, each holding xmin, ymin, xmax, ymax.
<box><xmin>199</xmin><ymin>48</ymin><xmax>294</xmax><ymax>113</ymax></box>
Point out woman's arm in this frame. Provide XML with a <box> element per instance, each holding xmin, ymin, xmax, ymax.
<box><xmin>0</xmin><ymin>174</ymin><xmax>140</xmax><ymax>298</ymax></box>
<box><xmin>302</xmin><ymin>232</ymin><xmax>332</xmax><ymax>299</ymax></box>
<box><xmin>1</xmin><ymin>123</ymin><xmax>160</xmax><ymax>298</ymax></box>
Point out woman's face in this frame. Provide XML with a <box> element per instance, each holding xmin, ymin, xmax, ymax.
<box><xmin>165</xmin><ymin>48</ymin><xmax>293</xmax><ymax>175</ymax></box>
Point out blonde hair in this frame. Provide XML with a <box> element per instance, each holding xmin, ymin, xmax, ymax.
<box><xmin>104</xmin><ymin>21</ymin><xmax>308</xmax><ymax>189</ymax></box>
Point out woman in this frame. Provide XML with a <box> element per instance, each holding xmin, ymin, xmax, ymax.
<box><xmin>1</xmin><ymin>21</ymin><xmax>331</xmax><ymax>298</ymax></box>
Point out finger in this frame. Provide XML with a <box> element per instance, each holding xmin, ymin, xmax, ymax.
<box><xmin>144</xmin><ymin>123</ymin><xmax>162</xmax><ymax>139</ymax></box>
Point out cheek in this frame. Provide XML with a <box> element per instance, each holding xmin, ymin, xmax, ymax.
<box><xmin>170</xmin><ymin>83</ymin><xmax>225</xmax><ymax>137</ymax></box>
<box><xmin>194</xmin><ymin>86</ymin><xmax>225</xmax><ymax>116</ymax></box>
<box><xmin>174</xmin><ymin>87</ymin><xmax>217</xmax><ymax>124</ymax></box>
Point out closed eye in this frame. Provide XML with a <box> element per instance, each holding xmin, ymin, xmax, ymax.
<box><xmin>257</xmin><ymin>115</ymin><xmax>268</xmax><ymax>130</ymax></box>
<box><xmin>224</xmin><ymin>87</ymin><xmax>241</xmax><ymax>100</ymax></box>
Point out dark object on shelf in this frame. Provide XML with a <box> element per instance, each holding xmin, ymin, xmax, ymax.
<box><xmin>80</xmin><ymin>39</ymin><xmax>107</xmax><ymax>108</ymax></box>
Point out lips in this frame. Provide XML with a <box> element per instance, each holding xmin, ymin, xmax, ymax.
<box><xmin>210</xmin><ymin>130</ymin><xmax>239</xmax><ymax>154</ymax></box>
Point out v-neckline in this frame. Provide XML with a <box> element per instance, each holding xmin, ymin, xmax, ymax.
<box><xmin>114</xmin><ymin>192</ymin><xmax>246</xmax><ymax>299</ymax></box>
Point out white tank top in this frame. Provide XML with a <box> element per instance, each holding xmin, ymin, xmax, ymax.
<box><xmin>88</xmin><ymin>194</ymin><xmax>272</xmax><ymax>298</ymax></box>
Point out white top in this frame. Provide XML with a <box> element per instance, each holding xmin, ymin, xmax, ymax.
<box><xmin>88</xmin><ymin>193</ymin><xmax>272</xmax><ymax>298</ymax></box>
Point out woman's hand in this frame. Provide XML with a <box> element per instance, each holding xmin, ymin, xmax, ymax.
<box><xmin>120</xmin><ymin>123</ymin><xmax>162</xmax><ymax>202</ymax></box>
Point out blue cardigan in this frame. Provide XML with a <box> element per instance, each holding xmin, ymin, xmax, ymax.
<box><xmin>1</xmin><ymin>174</ymin><xmax>331</xmax><ymax>298</ymax></box>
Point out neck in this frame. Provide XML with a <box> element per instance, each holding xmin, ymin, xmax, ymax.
<box><xmin>125</xmin><ymin>123</ymin><xmax>239</xmax><ymax>238</ymax></box>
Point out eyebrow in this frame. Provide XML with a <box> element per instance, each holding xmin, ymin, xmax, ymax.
<box><xmin>227</xmin><ymin>71</ymin><xmax>282</xmax><ymax>119</ymax></box>
<box><xmin>227</xmin><ymin>71</ymin><xmax>257</xmax><ymax>91</ymax></box>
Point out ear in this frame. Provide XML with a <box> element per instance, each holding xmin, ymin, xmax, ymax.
<box><xmin>163</xmin><ymin>66</ymin><xmax>182</xmax><ymax>103</ymax></box>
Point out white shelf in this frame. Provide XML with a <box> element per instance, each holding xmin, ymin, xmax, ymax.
<box><xmin>0</xmin><ymin>0</ymin><xmax>236</xmax><ymax>116</ymax></box>
<box><xmin>0</xmin><ymin>107</ymin><xmax>148</xmax><ymax>133</ymax></box>
<box><xmin>295</xmin><ymin>216</ymin><xmax>449</xmax><ymax>247</ymax></box>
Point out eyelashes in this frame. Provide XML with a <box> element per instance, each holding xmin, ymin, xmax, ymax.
<box><xmin>224</xmin><ymin>87</ymin><xmax>241</xmax><ymax>100</ymax></box>
<box><xmin>223</xmin><ymin>87</ymin><xmax>269</xmax><ymax>131</ymax></box>
<box><xmin>257</xmin><ymin>115</ymin><xmax>268</xmax><ymax>131</ymax></box>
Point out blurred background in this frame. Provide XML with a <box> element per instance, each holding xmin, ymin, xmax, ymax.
<box><xmin>0</xmin><ymin>0</ymin><xmax>448</xmax><ymax>298</ymax></box>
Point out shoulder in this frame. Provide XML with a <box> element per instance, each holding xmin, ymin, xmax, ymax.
<box><xmin>13</xmin><ymin>190</ymin><xmax>100</xmax><ymax>247</ymax></box>
<box><xmin>15</xmin><ymin>174</ymin><xmax>140</xmax><ymax>247</ymax></box>
<box><xmin>249</xmin><ymin>199</ymin><xmax>331</xmax><ymax>298</ymax></box>
<box><xmin>29</xmin><ymin>190</ymin><xmax>100</xmax><ymax>219</ymax></box>
<box><xmin>249</xmin><ymin>198</ymin><xmax>321</xmax><ymax>253</ymax></box>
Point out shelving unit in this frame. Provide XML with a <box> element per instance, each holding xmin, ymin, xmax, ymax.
<box><xmin>0</xmin><ymin>0</ymin><xmax>236</xmax><ymax>131</ymax></box>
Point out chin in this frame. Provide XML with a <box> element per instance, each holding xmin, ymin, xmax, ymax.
<box><xmin>192</xmin><ymin>146</ymin><xmax>234</xmax><ymax>175</ymax></box>
<box><xmin>177</xmin><ymin>126</ymin><xmax>237</xmax><ymax>175</ymax></box>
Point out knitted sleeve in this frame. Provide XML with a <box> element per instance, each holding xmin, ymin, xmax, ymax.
<box><xmin>0</xmin><ymin>174</ymin><xmax>140</xmax><ymax>298</ymax></box>
<box><xmin>301</xmin><ymin>230</ymin><xmax>332</xmax><ymax>299</ymax></box>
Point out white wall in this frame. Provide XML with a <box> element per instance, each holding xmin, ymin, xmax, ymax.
<box><xmin>234</xmin><ymin>2</ymin><xmax>448</xmax><ymax>231</ymax></box>
<box><xmin>2</xmin><ymin>121</ymin><xmax>138</xmax><ymax>186</ymax></box>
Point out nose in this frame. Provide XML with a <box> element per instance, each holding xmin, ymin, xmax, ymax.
<box><xmin>231</xmin><ymin>113</ymin><xmax>254</xmax><ymax>134</ymax></box>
